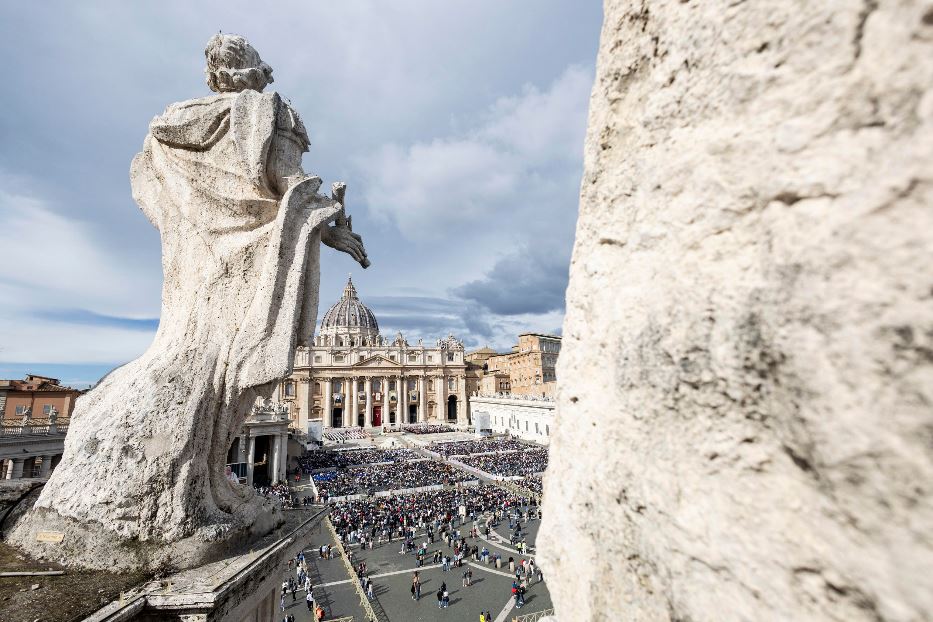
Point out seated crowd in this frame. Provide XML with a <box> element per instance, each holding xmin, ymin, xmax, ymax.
<box><xmin>402</xmin><ymin>423</ymin><xmax>456</xmax><ymax>434</ymax></box>
<box><xmin>323</xmin><ymin>428</ymin><xmax>370</xmax><ymax>442</ymax></box>
<box><xmin>428</xmin><ymin>437</ymin><xmax>530</xmax><ymax>457</ymax></box>
<box><xmin>254</xmin><ymin>482</ymin><xmax>294</xmax><ymax>506</ymax></box>
<box><xmin>522</xmin><ymin>475</ymin><xmax>543</xmax><ymax>496</ymax></box>
<box><xmin>314</xmin><ymin>461</ymin><xmax>473</xmax><ymax>498</ymax></box>
<box><xmin>458</xmin><ymin>448</ymin><xmax>549</xmax><ymax>477</ymax></box>
<box><xmin>296</xmin><ymin>448</ymin><xmax>421</xmax><ymax>472</ymax></box>
<box><xmin>329</xmin><ymin>483</ymin><xmax>536</xmax><ymax>549</ymax></box>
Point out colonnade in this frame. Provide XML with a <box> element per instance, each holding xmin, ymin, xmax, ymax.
<box><xmin>320</xmin><ymin>373</ymin><xmax>456</xmax><ymax>428</ymax></box>
<box><xmin>0</xmin><ymin>453</ymin><xmax>61</xmax><ymax>480</ymax></box>
<box><xmin>232</xmin><ymin>427</ymin><xmax>288</xmax><ymax>487</ymax></box>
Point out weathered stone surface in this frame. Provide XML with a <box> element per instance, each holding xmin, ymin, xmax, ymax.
<box><xmin>540</xmin><ymin>2</ymin><xmax>933</xmax><ymax>621</ymax></box>
<box><xmin>9</xmin><ymin>34</ymin><xmax>368</xmax><ymax>572</ymax></box>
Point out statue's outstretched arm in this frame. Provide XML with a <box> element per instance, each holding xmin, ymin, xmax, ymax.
<box><xmin>321</xmin><ymin>183</ymin><xmax>370</xmax><ymax>268</ymax></box>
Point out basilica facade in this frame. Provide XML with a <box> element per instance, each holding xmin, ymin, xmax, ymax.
<box><xmin>274</xmin><ymin>278</ymin><xmax>468</xmax><ymax>431</ymax></box>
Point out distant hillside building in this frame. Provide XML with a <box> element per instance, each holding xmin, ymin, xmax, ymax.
<box><xmin>479</xmin><ymin>333</ymin><xmax>561</xmax><ymax>399</ymax></box>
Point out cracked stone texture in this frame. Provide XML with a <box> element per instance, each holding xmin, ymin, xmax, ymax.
<box><xmin>539</xmin><ymin>2</ymin><xmax>933</xmax><ymax>621</ymax></box>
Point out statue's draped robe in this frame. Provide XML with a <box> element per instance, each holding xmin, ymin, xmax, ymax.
<box><xmin>33</xmin><ymin>90</ymin><xmax>339</xmax><ymax>545</ymax></box>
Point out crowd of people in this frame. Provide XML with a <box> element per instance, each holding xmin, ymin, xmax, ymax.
<box><xmin>402</xmin><ymin>423</ymin><xmax>456</xmax><ymax>434</ymax></box>
<box><xmin>323</xmin><ymin>427</ymin><xmax>370</xmax><ymax>442</ymax></box>
<box><xmin>296</xmin><ymin>448</ymin><xmax>420</xmax><ymax>472</ymax></box>
<box><xmin>314</xmin><ymin>461</ymin><xmax>474</xmax><ymax>498</ymax></box>
<box><xmin>428</xmin><ymin>437</ymin><xmax>530</xmax><ymax>457</ymax></box>
<box><xmin>522</xmin><ymin>475</ymin><xmax>544</xmax><ymax>496</ymax></box>
<box><xmin>458</xmin><ymin>448</ymin><xmax>549</xmax><ymax>477</ymax></box>
<box><xmin>329</xmin><ymin>483</ymin><xmax>535</xmax><ymax>547</ymax></box>
<box><xmin>255</xmin><ymin>482</ymin><xmax>294</xmax><ymax>506</ymax></box>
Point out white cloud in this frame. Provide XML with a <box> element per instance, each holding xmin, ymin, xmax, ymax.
<box><xmin>0</xmin><ymin>186</ymin><xmax>160</xmax><ymax>363</ymax></box>
<box><xmin>358</xmin><ymin>64</ymin><xmax>592</xmax><ymax>241</ymax></box>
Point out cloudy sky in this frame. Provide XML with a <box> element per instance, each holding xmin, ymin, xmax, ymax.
<box><xmin>0</xmin><ymin>1</ymin><xmax>602</xmax><ymax>387</ymax></box>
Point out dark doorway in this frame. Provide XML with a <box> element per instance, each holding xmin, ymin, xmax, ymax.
<box><xmin>408</xmin><ymin>404</ymin><xmax>417</xmax><ymax>423</ymax></box>
<box><xmin>253</xmin><ymin>435</ymin><xmax>271</xmax><ymax>486</ymax></box>
<box><xmin>332</xmin><ymin>408</ymin><xmax>343</xmax><ymax>428</ymax></box>
<box><xmin>373</xmin><ymin>406</ymin><xmax>382</xmax><ymax>427</ymax></box>
<box><xmin>447</xmin><ymin>396</ymin><xmax>457</xmax><ymax>422</ymax></box>
<box><xmin>358</xmin><ymin>410</ymin><xmax>365</xmax><ymax>427</ymax></box>
<box><xmin>389</xmin><ymin>411</ymin><xmax>396</xmax><ymax>424</ymax></box>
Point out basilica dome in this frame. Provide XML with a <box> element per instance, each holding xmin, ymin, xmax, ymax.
<box><xmin>319</xmin><ymin>277</ymin><xmax>379</xmax><ymax>337</ymax></box>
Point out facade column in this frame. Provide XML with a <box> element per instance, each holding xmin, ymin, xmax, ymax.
<box><xmin>399</xmin><ymin>375</ymin><xmax>407</xmax><ymax>426</ymax></box>
<box><xmin>323</xmin><ymin>377</ymin><xmax>333</xmax><ymax>427</ymax></box>
<box><xmin>419</xmin><ymin>376</ymin><xmax>426</xmax><ymax>423</ymax></box>
<box><xmin>350</xmin><ymin>377</ymin><xmax>366</xmax><ymax>425</ymax></box>
<box><xmin>237</xmin><ymin>434</ymin><xmax>247</xmax><ymax>463</ymax></box>
<box><xmin>39</xmin><ymin>454</ymin><xmax>52</xmax><ymax>477</ymax></box>
<box><xmin>439</xmin><ymin>375</ymin><xmax>447</xmax><ymax>422</ymax></box>
<box><xmin>382</xmin><ymin>377</ymin><xmax>390</xmax><ymax>425</ymax></box>
<box><xmin>7</xmin><ymin>458</ymin><xmax>23</xmax><ymax>480</ymax></box>
<box><xmin>364</xmin><ymin>377</ymin><xmax>373</xmax><ymax>427</ymax></box>
<box><xmin>279</xmin><ymin>431</ymin><xmax>289</xmax><ymax>481</ymax></box>
<box><xmin>246</xmin><ymin>434</ymin><xmax>256</xmax><ymax>486</ymax></box>
<box><xmin>270</xmin><ymin>435</ymin><xmax>280</xmax><ymax>484</ymax></box>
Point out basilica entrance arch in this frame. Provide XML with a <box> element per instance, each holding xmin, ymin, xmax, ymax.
<box><xmin>447</xmin><ymin>396</ymin><xmax>457</xmax><ymax>422</ymax></box>
<box><xmin>408</xmin><ymin>404</ymin><xmax>417</xmax><ymax>424</ymax></box>
<box><xmin>332</xmin><ymin>408</ymin><xmax>343</xmax><ymax>428</ymax></box>
<box><xmin>372</xmin><ymin>406</ymin><xmax>382</xmax><ymax>427</ymax></box>
<box><xmin>389</xmin><ymin>410</ymin><xmax>396</xmax><ymax>425</ymax></box>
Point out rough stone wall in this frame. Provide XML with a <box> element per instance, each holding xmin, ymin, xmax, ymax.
<box><xmin>539</xmin><ymin>2</ymin><xmax>933</xmax><ymax>621</ymax></box>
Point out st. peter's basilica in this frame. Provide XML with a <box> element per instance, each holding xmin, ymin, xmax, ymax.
<box><xmin>271</xmin><ymin>278</ymin><xmax>468</xmax><ymax>431</ymax></box>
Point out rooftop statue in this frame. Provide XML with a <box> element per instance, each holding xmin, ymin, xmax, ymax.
<box><xmin>11</xmin><ymin>34</ymin><xmax>369</xmax><ymax>571</ymax></box>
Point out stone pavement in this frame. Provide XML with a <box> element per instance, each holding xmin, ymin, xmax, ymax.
<box><xmin>276</xmin><ymin>506</ymin><xmax>551</xmax><ymax>622</ymax></box>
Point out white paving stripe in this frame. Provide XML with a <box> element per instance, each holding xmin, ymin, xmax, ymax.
<box><xmin>493</xmin><ymin>593</ymin><xmax>516</xmax><ymax>622</ymax></box>
<box><xmin>316</xmin><ymin>558</ymin><xmax>517</xmax><ymax>589</ymax></box>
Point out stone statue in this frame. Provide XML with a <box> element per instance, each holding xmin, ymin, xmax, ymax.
<box><xmin>48</xmin><ymin>406</ymin><xmax>58</xmax><ymax>425</ymax></box>
<box><xmin>11</xmin><ymin>34</ymin><xmax>369</xmax><ymax>571</ymax></box>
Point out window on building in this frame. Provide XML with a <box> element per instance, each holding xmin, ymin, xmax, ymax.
<box><xmin>535</xmin><ymin>422</ymin><xmax>540</xmax><ymax>434</ymax></box>
<box><xmin>447</xmin><ymin>377</ymin><xmax>456</xmax><ymax>390</ymax></box>
<box><xmin>525</xmin><ymin>421</ymin><xmax>529</xmax><ymax>431</ymax></box>
<box><xmin>313</xmin><ymin>382</ymin><xmax>321</xmax><ymax>395</ymax></box>
<box><xmin>427</xmin><ymin>355</ymin><xmax>433</xmax><ymax>362</ymax></box>
<box><xmin>389</xmin><ymin>381</ymin><xmax>396</xmax><ymax>391</ymax></box>
<box><xmin>546</xmin><ymin>425</ymin><xmax>550</xmax><ymax>436</ymax></box>
<box><xmin>358</xmin><ymin>354</ymin><xmax>365</xmax><ymax>362</ymax></box>
<box><xmin>447</xmin><ymin>352</ymin><xmax>455</xmax><ymax>362</ymax></box>
<box><xmin>42</xmin><ymin>404</ymin><xmax>52</xmax><ymax>415</ymax></box>
<box><xmin>284</xmin><ymin>382</ymin><xmax>295</xmax><ymax>397</ymax></box>
<box><xmin>15</xmin><ymin>405</ymin><xmax>24</xmax><ymax>415</ymax></box>
<box><xmin>408</xmin><ymin>353</ymin><xmax>418</xmax><ymax>362</ymax></box>
<box><xmin>314</xmin><ymin>355</ymin><xmax>322</xmax><ymax>363</ymax></box>
<box><xmin>408</xmin><ymin>379</ymin><xmax>416</xmax><ymax>391</ymax></box>
<box><xmin>390</xmin><ymin>354</ymin><xmax>397</xmax><ymax>361</ymax></box>
<box><xmin>373</xmin><ymin>380</ymin><xmax>382</xmax><ymax>392</ymax></box>
<box><xmin>333</xmin><ymin>380</ymin><xmax>343</xmax><ymax>393</ymax></box>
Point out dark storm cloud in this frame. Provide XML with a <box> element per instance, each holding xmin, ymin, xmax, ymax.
<box><xmin>452</xmin><ymin>246</ymin><xmax>570</xmax><ymax>316</ymax></box>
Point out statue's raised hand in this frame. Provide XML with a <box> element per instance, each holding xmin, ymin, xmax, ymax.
<box><xmin>322</xmin><ymin>219</ymin><xmax>370</xmax><ymax>268</ymax></box>
<box><xmin>322</xmin><ymin>182</ymin><xmax>369</xmax><ymax>268</ymax></box>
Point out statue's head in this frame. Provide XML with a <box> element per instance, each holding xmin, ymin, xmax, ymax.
<box><xmin>204</xmin><ymin>33</ymin><xmax>274</xmax><ymax>93</ymax></box>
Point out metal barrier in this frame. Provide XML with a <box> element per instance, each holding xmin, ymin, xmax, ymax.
<box><xmin>324</xmin><ymin>516</ymin><xmax>385</xmax><ymax>622</ymax></box>
<box><xmin>513</xmin><ymin>607</ymin><xmax>555</xmax><ymax>622</ymax></box>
